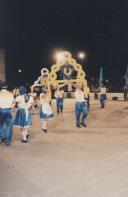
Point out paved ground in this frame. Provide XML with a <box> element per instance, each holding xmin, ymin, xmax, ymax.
<box><xmin>1</xmin><ymin>99</ymin><xmax>128</xmax><ymax>197</ymax></box>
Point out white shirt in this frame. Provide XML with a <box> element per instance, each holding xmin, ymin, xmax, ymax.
<box><xmin>0</xmin><ymin>89</ymin><xmax>14</xmax><ymax>109</ymax></box>
<box><xmin>100</xmin><ymin>87</ymin><xmax>106</xmax><ymax>94</ymax></box>
<box><xmin>54</xmin><ymin>90</ymin><xmax>64</xmax><ymax>98</ymax></box>
<box><xmin>15</xmin><ymin>95</ymin><xmax>33</xmax><ymax>109</ymax></box>
<box><xmin>40</xmin><ymin>93</ymin><xmax>51</xmax><ymax>105</ymax></box>
<box><xmin>74</xmin><ymin>89</ymin><xmax>85</xmax><ymax>102</ymax></box>
<box><xmin>31</xmin><ymin>92</ymin><xmax>37</xmax><ymax>98</ymax></box>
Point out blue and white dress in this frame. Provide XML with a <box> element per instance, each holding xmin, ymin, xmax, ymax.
<box><xmin>40</xmin><ymin>93</ymin><xmax>54</xmax><ymax>120</ymax></box>
<box><xmin>14</xmin><ymin>95</ymin><xmax>33</xmax><ymax>128</ymax></box>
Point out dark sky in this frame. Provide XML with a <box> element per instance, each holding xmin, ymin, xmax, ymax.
<box><xmin>1</xmin><ymin>0</ymin><xmax>128</xmax><ymax>87</ymax></box>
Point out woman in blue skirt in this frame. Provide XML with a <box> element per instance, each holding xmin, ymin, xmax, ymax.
<box><xmin>40</xmin><ymin>88</ymin><xmax>54</xmax><ymax>132</ymax></box>
<box><xmin>14</xmin><ymin>86</ymin><xmax>33</xmax><ymax>143</ymax></box>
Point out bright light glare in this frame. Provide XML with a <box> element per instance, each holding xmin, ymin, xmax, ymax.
<box><xmin>18</xmin><ymin>69</ymin><xmax>22</xmax><ymax>73</ymax></box>
<box><xmin>78</xmin><ymin>52</ymin><xmax>85</xmax><ymax>59</ymax></box>
<box><xmin>55</xmin><ymin>52</ymin><xmax>64</xmax><ymax>60</ymax></box>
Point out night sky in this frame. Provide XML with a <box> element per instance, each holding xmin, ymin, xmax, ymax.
<box><xmin>1</xmin><ymin>0</ymin><xmax>128</xmax><ymax>88</ymax></box>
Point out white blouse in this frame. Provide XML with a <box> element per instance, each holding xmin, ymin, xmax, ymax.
<box><xmin>15</xmin><ymin>95</ymin><xmax>33</xmax><ymax>109</ymax></box>
<box><xmin>54</xmin><ymin>90</ymin><xmax>64</xmax><ymax>98</ymax></box>
<box><xmin>0</xmin><ymin>90</ymin><xmax>14</xmax><ymax>109</ymax></box>
<box><xmin>74</xmin><ymin>90</ymin><xmax>85</xmax><ymax>102</ymax></box>
<box><xmin>100</xmin><ymin>87</ymin><xmax>106</xmax><ymax>94</ymax></box>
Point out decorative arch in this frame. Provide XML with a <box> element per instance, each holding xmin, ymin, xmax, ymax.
<box><xmin>31</xmin><ymin>51</ymin><xmax>87</xmax><ymax>95</ymax></box>
<box><xmin>49</xmin><ymin>51</ymin><xmax>87</xmax><ymax>88</ymax></box>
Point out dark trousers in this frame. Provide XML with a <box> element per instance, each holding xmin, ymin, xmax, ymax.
<box><xmin>75</xmin><ymin>102</ymin><xmax>88</xmax><ymax>126</ymax></box>
<box><xmin>56</xmin><ymin>98</ymin><xmax>64</xmax><ymax>113</ymax></box>
<box><xmin>0</xmin><ymin>108</ymin><xmax>13</xmax><ymax>145</ymax></box>
<box><xmin>100</xmin><ymin>94</ymin><xmax>107</xmax><ymax>108</ymax></box>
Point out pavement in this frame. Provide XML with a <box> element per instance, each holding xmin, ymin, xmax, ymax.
<box><xmin>1</xmin><ymin>99</ymin><xmax>128</xmax><ymax>197</ymax></box>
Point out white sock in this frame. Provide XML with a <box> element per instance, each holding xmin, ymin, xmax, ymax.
<box><xmin>42</xmin><ymin>122</ymin><xmax>47</xmax><ymax>130</ymax></box>
<box><xmin>21</xmin><ymin>130</ymin><xmax>27</xmax><ymax>140</ymax></box>
<box><xmin>42</xmin><ymin>125</ymin><xmax>46</xmax><ymax>130</ymax></box>
<box><xmin>24</xmin><ymin>128</ymin><xmax>28</xmax><ymax>136</ymax></box>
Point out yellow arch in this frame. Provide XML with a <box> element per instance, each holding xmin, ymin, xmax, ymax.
<box><xmin>49</xmin><ymin>51</ymin><xmax>87</xmax><ymax>87</ymax></box>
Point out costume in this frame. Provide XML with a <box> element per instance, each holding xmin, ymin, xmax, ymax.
<box><xmin>40</xmin><ymin>93</ymin><xmax>54</xmax><ymax>120</ymax></box>
<box><xmin>0</xmin><ymin>82</ymin><xmax>14</xmax><ymax>145</ymax></box>
<box><xmin>74</xmin><ymin>89</ymin><xmax>88</xmax><ymax>128</ymax></box>
<box><xmin>14</xmin><ymin>86</ymin><xmax>33</xmax><ymax>142</ymax></box>
<box><xmin>54</xmin><ymin>89</ymin><xmax>64</xmax><ymax>114</ymax></box>
<box><xmin>99</xmin><ymin>87</ymin><xmax>107</xmax><ymax>108</ymax></box>
<box><xmin>14</xmin><ymin>95</ymin><xmax>33</xmax><ymax>127</ymax></box>
<box><xmin>40</xmin><ymin>92</ymin><xmax>54</xmax><ymax>132</ymax></box>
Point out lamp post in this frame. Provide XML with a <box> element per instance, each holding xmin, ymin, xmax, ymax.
<box><xmin>99</xmin><ymin>67</ymin><xmax>103</xmax><ymax>88</ymax></box>
<box><xmin>125</xmin><ymin>65</ymin><xmax>128</xmax><ymax>90</ymax></box>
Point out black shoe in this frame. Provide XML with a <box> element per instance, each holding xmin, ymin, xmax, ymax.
<box><xmin>4</xmin><ymin>140</ymin><xmax>10</xmax><ymax>145</ymax></box>
<box><xmin>5</xmin><ymin>142</ymin><xmax>10</xmax><ymax>146</ymax></box>
<box><xmin>26</xmin><ymin>134</ymin><xmax>30</xmax><ymax>139</ymax></box>
<box><xmin>21</xmin><ymin>140</ymin><xmax>28</xmax><ymax>143</ymax></box>
<box><xmin>3</xmin><ymin>139</ymin><xmax>10</xmax><ymax>145</ymax></box>
<box><xmin>42</xmin><ymin>128</ymin><xmax>47</xmax><ymax>132</ymax></box>
<box><xmin>76</xmin><ymin>124</ymin><xmax>81</xmax><ymax>128</ymax></box>
<box><xmin>101</xmin><ymin>104</ymin><xmax>104</xmax><ymax>108</ymax></box>
<box><xmin>1</xmin><ymin>138</ymin><xmax>5</xmax><ymax>143</ymax></box>
<box><xmin>81</xmin><ymin>123</ymin><xmax>87</xmax><ymax>127</ymax></box>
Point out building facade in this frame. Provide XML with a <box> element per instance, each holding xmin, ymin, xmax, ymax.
<box><xmin>0</xmin><ymin>49</ymin><xmax>5</xmax><ymax>81</ymax></box>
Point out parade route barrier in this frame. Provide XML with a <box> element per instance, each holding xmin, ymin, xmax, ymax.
<box><xmin>90</xmin><ymin>93</ymin><xmax>125</xmax><ymax>101</ymax></box>
<box><xmin>63</xmin><ymin>92</ymin><xmax>125</xmax><ymax>100</ymax></box>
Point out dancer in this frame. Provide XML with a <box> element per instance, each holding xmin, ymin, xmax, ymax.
<box><xmin>14</xmin><ymin>86</ymin><xmax>33</xmax><ymax>143</ymax></box>
<box><xmin>0</xmin><ymin>81</ymin><xmax>14</xmax><ymax>145</ymax></box>
<box><xmin>74</xmin><ymin>86</ymin><xmax>88</xmax><ymax>128</ymax></box>
<box><xmin>99</xmin><ymin>85</ymin><xmax>107</xmax><ymax>108</ymax></box>
<box><xmin>40</xmin><ymin>88</ymin><xmax>54</xmax><ymax>132</ymax></box>
<box><xmin>54</xmin><ymin>86</ymin><xmax>64</xmax><ymax>114</ymax></box>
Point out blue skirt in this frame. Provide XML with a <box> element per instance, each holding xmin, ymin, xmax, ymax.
<box><xmin>14</xmin><ymin>108</ymin><xmax>32</xmax><ymax>128</ymax></box>
<box><xmin>40</xmin><ymin>104</ymin><xmax>54</xmax><ymax>120</ymax></box>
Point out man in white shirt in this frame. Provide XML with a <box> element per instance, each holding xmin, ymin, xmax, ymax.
<box><xmin>74</xmin><ymin>87</ymin><xmax>88</xmax><ymax>128</ymax></box>
<box><xmin>0</xmin><ymin>81</ymin><xmax>14</xmax><ymax>145</ymax></box>
<box><xmin>99</xmin><ymin>85</ymin><xmax>107</xmax><ymax>108</ymax></box>
<box><xmin>54</xmin><ymin>87</ymin><xmax>65</xmax><ymax>114</ymax></box>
